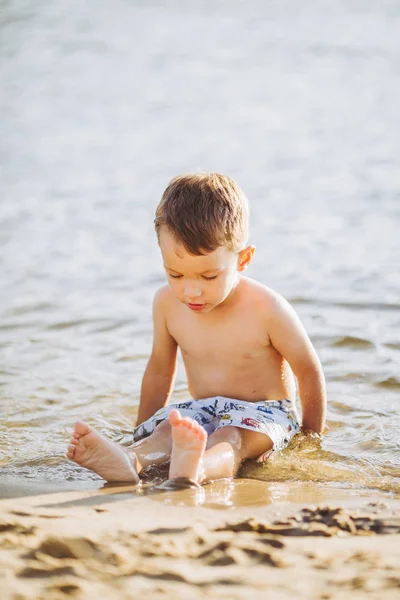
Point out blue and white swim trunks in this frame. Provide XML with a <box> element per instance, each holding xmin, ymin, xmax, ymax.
<box><xmin>133</xmin><ymin>397</ymin><xmax>301</xmax><ymax>461</ymax></box>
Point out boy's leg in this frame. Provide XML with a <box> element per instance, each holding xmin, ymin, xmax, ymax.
<box><xmin>131</xmin><ymin>420</ymin><xmax>173</xmax><ymax>471</ymax></box>
<box><xmin>167</xmin><ymin>410</ymin><xmax>273</xmax><ymax>484</ymax></box>
<box><xmin>67</xmin><ymin>420</ymin><xmax>173</xmax><ymax>483</ymax></box>
<box><xmin>199</xmin><ymin>426</ymin><xmax>273</xmax><ymax>483</ymax></box>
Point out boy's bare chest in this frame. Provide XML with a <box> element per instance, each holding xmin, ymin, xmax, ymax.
<box><xmin>167</xmin><ymin>308</ymin><xmax>269</xmax><ymax>360</ymax></box>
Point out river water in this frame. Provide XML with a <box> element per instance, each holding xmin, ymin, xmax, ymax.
<box><xmin>1</xmin><ymin>0</ymin><xmax>399</xmax><ymax>501</ymax></box>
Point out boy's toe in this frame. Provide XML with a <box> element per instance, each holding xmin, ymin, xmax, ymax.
<box><xmin>74</xmin><ymin>421</ymin><xmax>92</xmax><ymax>436</ymax></box>
<box><xmin>169</xmin><ymin>409</ymin><xmax>182</xmax><ymax>426</ymax></box>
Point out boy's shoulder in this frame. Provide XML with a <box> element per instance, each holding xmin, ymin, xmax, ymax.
<box><xmin>240</xmin><ymin>278</ymin><xmax>300</xmax><ymax>335</ymax></box>
<box><xmin>153</xmin><ymin>284</ymin><xmax>177</xmax><ymax>313</ymax></box>
<box><xmin>240</xmin><ymin>276</ymin><xmax>288</xmax><ymax>313</ymax></box>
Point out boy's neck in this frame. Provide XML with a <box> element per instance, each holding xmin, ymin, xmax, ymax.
<box><xmin>214</xmin><ymin>275</ymin><xmax>243</xmax><ymax>313</ymax></box>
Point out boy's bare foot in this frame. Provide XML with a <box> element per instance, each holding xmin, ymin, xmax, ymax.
<box><xmin>168</xmin><ymin>409</ymin><xmax>207</xmax><ymax>483</ymax></box>
<box><xmin>67</xmin><ymin>421</ymin><xmax>139</xmax><ymax>483</ymax></box>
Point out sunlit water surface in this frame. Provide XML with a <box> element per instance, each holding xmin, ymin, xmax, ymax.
<box><xmin>0</xmin><ymin>0</ymin><xmax>399</xmax><ymax>502</ymax></box>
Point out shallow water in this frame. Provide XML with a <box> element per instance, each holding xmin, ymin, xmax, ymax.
<box><xmin>0</xmin><ymin>0</ymin><xmax>399</xmax><ymax>502</ymax></box>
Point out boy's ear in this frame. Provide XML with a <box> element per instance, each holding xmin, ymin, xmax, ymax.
<box><xmin>237</xmin><ymin>245</ymin><xmax>255</xmax><ymax>272</ymax></box>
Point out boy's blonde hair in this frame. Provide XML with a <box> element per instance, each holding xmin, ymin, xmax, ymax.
<box><xmin>155</xmin><ymin>173</ymin><xmax>248</xmax><ymax>255</ymax></box>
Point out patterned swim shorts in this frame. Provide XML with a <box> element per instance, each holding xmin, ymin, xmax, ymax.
<box><xmin>133</xmin><ymin>396</ymin><xmax>301</xmax><ymax>461</ymax></box>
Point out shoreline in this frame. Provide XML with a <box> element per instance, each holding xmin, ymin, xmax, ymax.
<box><xmin>1</xmin><ymin>475</ymin><xmax>397</xmax><ymax>505</ymax></box>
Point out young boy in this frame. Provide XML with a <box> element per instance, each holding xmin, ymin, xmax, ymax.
<box><xmin>67</xmin><ymin>173</ymin><xmax>326</xmax><ymax>488</ymax></box>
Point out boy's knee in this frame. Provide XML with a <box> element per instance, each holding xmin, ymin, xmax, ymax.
<box><xmin>154</xmin><ymin>420</ymin><xmax>172</xmax><ymax>436</ymax></box>
<box><xmin>208</xmin><ymin>425</ymin><xmax>243</xmax><ymax>448</ymax></box>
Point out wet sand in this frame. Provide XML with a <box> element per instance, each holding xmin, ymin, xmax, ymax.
<box><xmin>0</xmin><ymin>478</ymin><xmax>103</xmax><ymax>500</ymax></box>
<box><xmin>1</xmin><ymin>481</ymin><xmax>400</xmax><ymax>599</ymax></box>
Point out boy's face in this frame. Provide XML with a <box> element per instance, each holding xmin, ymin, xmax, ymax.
<box><xmin>159</xmin><ymin>227</ymin><xmax>254</xmax><ymax>314</ymax></box>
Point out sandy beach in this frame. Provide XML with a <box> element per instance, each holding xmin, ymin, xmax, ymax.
<box><xmin>1</xmin><ymin>481</ymin><xmax>400</xmax><ymax>600</ymax></box>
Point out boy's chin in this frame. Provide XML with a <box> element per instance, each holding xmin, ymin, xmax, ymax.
<box><xmin>199</xmin><ymin>298</ymin><xmax>228</xmax><ymax>312</ymax></box>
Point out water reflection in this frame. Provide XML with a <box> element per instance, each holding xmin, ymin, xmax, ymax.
<box><xmin>104</xmin><ymin>477</ymin><xmax>386</xmax><ymax>510</ymax></box>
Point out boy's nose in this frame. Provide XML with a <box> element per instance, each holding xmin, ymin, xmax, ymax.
<box><xmin>184</xmin><ymin>283</ymin><xmax>202</xmax><ymax>299</ymax></box>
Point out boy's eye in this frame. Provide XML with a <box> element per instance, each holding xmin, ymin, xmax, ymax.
<box><xmin>167</xmin><ymin>272</ymin><xmax>217</xmax><ymax>280</ymax></box>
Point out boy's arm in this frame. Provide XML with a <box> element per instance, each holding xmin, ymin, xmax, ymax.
<box><xmin>136</xmin><ymin>287</ymin><xmax>178</xmax><ymax>426</ymax></box>
<box><xmin>266</xmin><ymin>293</ymin><xmax>327</xmax><ymax>434</ymax></box>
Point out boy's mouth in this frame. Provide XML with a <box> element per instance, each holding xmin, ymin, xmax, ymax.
<box><xmin>187</xmin><ymin>303</ymin><xmax>206</xmax><ymax>312</ymax></box>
